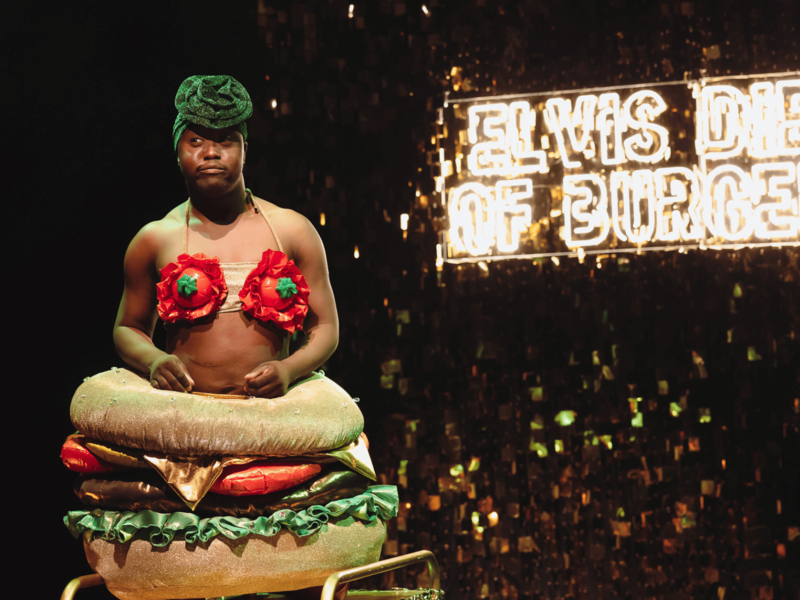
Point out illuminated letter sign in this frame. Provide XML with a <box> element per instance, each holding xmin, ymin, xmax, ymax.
<box><xmin>440</xmin><ymin>73</ymin><xmax>799</xmax><ymax>262</ymax></box>
<box><xmin>563</xmin><ymin>175</ymin><xmax>609</xmax><ymax>248</ymax></box>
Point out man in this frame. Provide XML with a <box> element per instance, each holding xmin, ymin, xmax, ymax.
<box><xmin>114</xmin><ymin>75</ymin><xmax>340</xmax><ymax>398</ymax></box>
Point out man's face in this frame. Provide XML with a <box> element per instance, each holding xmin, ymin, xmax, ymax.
<box><xmin>177</xmin><ymin>125</ymin><xmax>247</xmax><ymax>197</ymax></box>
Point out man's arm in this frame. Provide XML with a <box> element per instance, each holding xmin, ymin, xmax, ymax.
<box><xmin>113</xmin><ymin>224</ymin><xmax>194</xmax><ymax>392</ymax></box>
<box><xmin>244</xmin><ymin>213</ymin><xmax>339</xmax><ymax>397</ymax></box>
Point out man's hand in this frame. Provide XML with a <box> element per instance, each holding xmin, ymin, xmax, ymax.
<box><xmin>244</xmin><ymin>361</ymin><xmax>293</xmax><ymax>398</ymax></box>
<box><xmin>149</xmin><ymin>354</ymin><xmax>194</xmax><ymax>393</ymax></box>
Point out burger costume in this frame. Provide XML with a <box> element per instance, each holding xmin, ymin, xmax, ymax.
<box><xmin>61</xmin><ymin>76</ymin><xmax>397</xmax><ymax>600</ymax></box>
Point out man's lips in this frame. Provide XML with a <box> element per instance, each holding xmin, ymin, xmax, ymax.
<box><xmin>197</xmin><ymin>165</ymin><xmax>226</xmax><ymax>174</ymax></box>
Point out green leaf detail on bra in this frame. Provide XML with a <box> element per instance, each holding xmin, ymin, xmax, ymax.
<box><xmin>276</xmin><ymin>277</ymin><xmax>298</xmax><ymax>298</ymax></box>
<box><xmin>177</xmin><ymin>274</ymin><xmax>198</xmax><ymax>297</ymax></box>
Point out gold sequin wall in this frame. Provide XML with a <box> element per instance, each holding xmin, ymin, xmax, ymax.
<box><xmin>29</xmin><ymin>1</ymin><xmax>798</xmax><ymax>598</ymax></box>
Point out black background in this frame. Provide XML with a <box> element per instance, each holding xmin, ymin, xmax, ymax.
<box><xmin>10</xmin><ymin>1</ymin><xmax>799</xmax><ymax>598</ymax></box>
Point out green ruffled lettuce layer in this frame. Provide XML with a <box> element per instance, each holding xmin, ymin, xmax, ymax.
<box><xmin>65</xmin><ymin>485</ymin><xmax>397</xmax><ymax>547</ymax></box>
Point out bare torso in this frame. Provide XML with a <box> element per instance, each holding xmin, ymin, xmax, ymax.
<box><xmin>116</xmin><ymin>123</ymin><xmax>338</xmax><ymax>399</ymax></box>
<box><xmin>156</xmin><ymin>199</ymin><xmax>292</xmax><ymax>395</ymax></box>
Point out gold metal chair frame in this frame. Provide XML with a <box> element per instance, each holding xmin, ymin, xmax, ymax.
<box><xmin>59</xmin><ymin>549</ymin><xmax>442</xmax><ymax>600</ymax></box>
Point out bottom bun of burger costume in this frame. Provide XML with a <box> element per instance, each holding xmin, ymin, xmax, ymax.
<box><xmin>63</xmin><ymin>368</ymin><xmax>397</xmax><ymax>600</ymax></box>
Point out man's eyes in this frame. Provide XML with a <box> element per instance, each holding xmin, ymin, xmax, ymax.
<box><xmin>191</xmin><ymin>137</ymin><xmax>234</xmax><ymax>144</ymax></box>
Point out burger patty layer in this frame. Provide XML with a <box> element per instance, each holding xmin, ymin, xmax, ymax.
<box><xmin>74</xmin><ymin>467</ymin><xmax>372</xmax><ymax>517</ymax></box>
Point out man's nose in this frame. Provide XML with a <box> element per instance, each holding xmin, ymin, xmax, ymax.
<box><xmin>202</xmin><ymin>142</ymin><xmax>221</xmax><ymax>158</ymax></box>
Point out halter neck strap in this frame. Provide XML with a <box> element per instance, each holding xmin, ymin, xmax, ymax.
<box><xmin>182</xmin><ymin>191</ymin><xmax>284</xmax><ymax>255</ymax></box>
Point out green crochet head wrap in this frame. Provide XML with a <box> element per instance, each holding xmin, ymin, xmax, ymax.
<box><xmin>172</xmin><ymin>75</ymin><xmax>253</xmax><ymax>152</ymax></box>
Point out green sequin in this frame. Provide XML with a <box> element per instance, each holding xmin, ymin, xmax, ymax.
<box><xmin>177</xmin><ymin>274</ymin><xmax>198</xmax><ymax>297</ymax></box>
<box><xmin>276</xmin><ymin>277</ymin><xmax>298</xmax><ymax>298</ymax></box>
<box><xmin>172</xmin><ymin>75</ymin><xmax>253</xmax><ymax>152</ymax></box>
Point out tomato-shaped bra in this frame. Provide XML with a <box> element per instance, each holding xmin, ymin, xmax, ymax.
<box><xmin>171</xmin><ymin>267</ymin><xmax>216</xmax><ymax>308</ymax></box>
<box><xmin>156</xmin><ymin>254</ymin><xmax>228</xmax><ymax>322</ymax></box>
<box><xmin>238</xmin><ymin>249</ymin><xmax>310</xmax><ymax>334</ymax></box>
<box><xmin>157</xmin><ymin>250</ymin><xmax>309</xmax><ymax>333</ymax></box>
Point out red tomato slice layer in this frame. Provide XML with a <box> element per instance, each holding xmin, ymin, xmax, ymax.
<box><xmin>61</xmin><ymin>437</ymin><xmax>127</xmax><ymax>474</ymax></box>
<box><xmin>210</xmin><ymin>462</ymin><xmax>323</xmax><ymax>497</ymax></box>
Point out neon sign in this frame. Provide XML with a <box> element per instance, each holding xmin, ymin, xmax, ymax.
<box><xmin>439</xmin><ymin>73</ymin><xmax>800</xmax><ymax>262</ymax></box>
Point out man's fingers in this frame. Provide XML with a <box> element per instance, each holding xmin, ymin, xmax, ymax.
<box><xmin>175</xmin><ymin>369</ymin><xmax>194</xmax><ymax>391</ymax></box>
<box><xmin>245</xmin><ymin>375</ymin><xmax>280</xmax><ymax>397</ymax></box>
<box><xmin>245</xmin><ymin>365</ymin><xmax>272</xmax><ymax>381</ymax></box>
<box><xmin>247</xmin><ymin>371</ymin><xmax>277</xmax><ymax>390</ymax></box>
<box><xmin>244</xmin><ymin>380</ymin><xmax>272</xmax><ymax>396</ymax></box>
<box><xmin>244</xmin><ymin>365</ymin><xmax>269</xmax><ymax>379</ymax></box>
<box><xmin>164</xmin><ymin>358</ymin><xmax>193</xmax><ymax>388</ymax></box>
<box><xmin>249</xmin><ymin>383</ymin><xmax>280</xmax><ymax>398</ymax></box>
<box><xmin>152</xmin><ymin>375</ymin><xmax>170</xmax><ymax>391</ymax></box>
<box><xmin>244</xmin><ymin>375</ymin><xmax>264</xmax><ymax>390</ymax></box>
<box><xmin>162</xmin><ymin>370</ymin><xmax>187</xmax><ymax>393</ymax></box>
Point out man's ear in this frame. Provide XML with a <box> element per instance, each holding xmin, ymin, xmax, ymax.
<box><xmin>243</xmin><ymin>141</ymin><xmax>248</xmax><ymax>163</ymax></box>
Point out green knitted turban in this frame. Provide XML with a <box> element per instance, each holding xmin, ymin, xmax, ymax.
<box><xmin>172</xmin><ymin>75</ymin><xmax>253</xmax><ymax>152</ymax></box>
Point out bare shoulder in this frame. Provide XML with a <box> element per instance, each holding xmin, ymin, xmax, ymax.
<box><xmin>257</xmin><ymin>200</ymin><xmax>318</xmax><ymax>239</ymax></box>
<box><xmin>126</xmin><ymin>203</ymin><xmax>186</xmax><ymax>257</ymax></box>
<box><xmin>267</xmin><ymin>207</ymin><xmax>314</xmax><ymax>232</ymax></box>
<box><xmin>256</xmin><ymin>201</ymin><xmax>324</xmax><ymax>267</ymax></box>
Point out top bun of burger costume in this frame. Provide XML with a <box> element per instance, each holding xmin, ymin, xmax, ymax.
<box><xmin>61</xmin><ymin>76</ymin><xmax>397</xmax><ymax>600</ymax></box>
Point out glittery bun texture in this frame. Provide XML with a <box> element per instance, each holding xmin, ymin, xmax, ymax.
<box><xmin>84</xmin><ymin>516</ymin><xmax>387</xmax><ymax>599</ymax></box>
<box><xmin>64</xmin><ymin>367</ymin><xmax>397</xmax><ymax>597</ymax></box>
<box><xmin>70</xmin><ymin>368</ymin><xmax>364</xmax><ymax>456</ymax></box>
